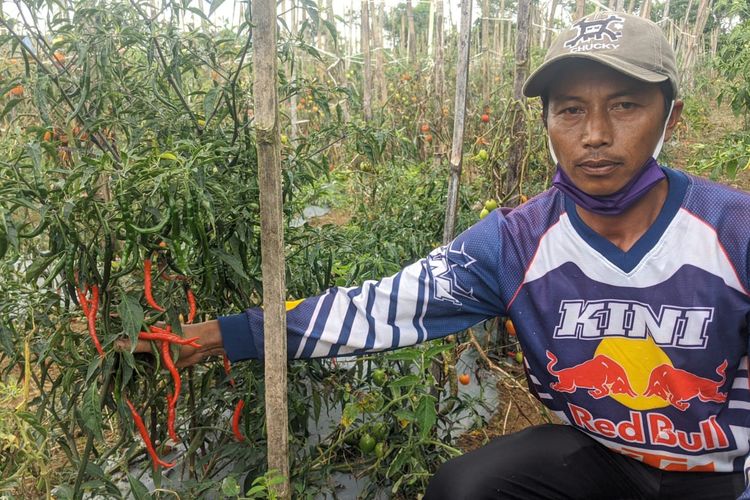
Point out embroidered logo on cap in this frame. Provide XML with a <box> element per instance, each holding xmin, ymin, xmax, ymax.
<box><xmin>564</xmin><ymin>15</ymin><xmax>625</xmax><ymax>52</ymax></box>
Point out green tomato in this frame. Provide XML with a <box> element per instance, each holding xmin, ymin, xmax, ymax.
<box><xmin>359</xmin><ymin>433</ymin><xmax>376</xmax><ymax>454</ymax></box>
<box><xmin>371</xmin><ymin>421</ymin><xmax>388</xmax><ymax>440</ymax></box>
<box><xmin>479</xmin><ymin>208</ymin><xmax>490</xmax><ymax>219</ymax></box>
<box><xmin>375</xmin><ymin>442</ymin><xmax>387</xmax><ymax>459</ymax></box>
<box><xmin>484</xmin><ymin>198</ymin><xmax>498</xmax><ymax>211</ymax></box>
<box><xmin>516</xmin><ymin>351</ymin><xmax>524</xmax><ymax>364</ymax></box>
<box><xmin>372</xmin><ymin>368</ymin><xmax>388</xmax><ymax>387</ymax></box>
<box><xmin>477</xmin><ymin>149</ymin><xmax>489</xmax><ymax>161</ymax></box>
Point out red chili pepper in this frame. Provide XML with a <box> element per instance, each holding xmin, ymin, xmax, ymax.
<box><xmin>232</xmin><ymin>399</ymin><xmax>245</xmax><ymax>442</ymax></box>
<box><xmin>166</xmin><ymin>392</ymin><xmax>178</xmax><ymax>442</ymax></box>
<box><xmin>125</xmin><ymin>398</ymin><xmax>175</xmax><ymax>468</ymax></box>
<box><xmin>137</xmin><ymin>331</ymin><xmax>202</xmax><ymax>348</ymax></box>
<box><xmin>77</xmin><ymin>284</ymin><xmax>104</xmax><ymax>357</ymax></box>
<box><xmin>144</xmin><ymin>259</ymin><xmax>165</xmax><ymax>312</ymax></box>
<box><xmin>186</xmin><ymin>288</ymin><xmax>197</xmax><ymax>324</ymax></box>
<box><xmin>222</xmin><ymin>353</ymin><xmax>235</xmax><ymax>386</ymax></box>
<box><xmin>160</xmin><ymin>341</ymin><xmax>181</xmax><ymax>442</ymax></box>
<box><xmin>160</xmin><ymin>341</ymin><xmax>182</xmax><ymax>403</ymax></box>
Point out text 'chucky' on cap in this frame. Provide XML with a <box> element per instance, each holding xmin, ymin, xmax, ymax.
<box><xmin>522</xmin><ymin>12</ymin><xmax>679</xmax><ymax>98</ymax></box>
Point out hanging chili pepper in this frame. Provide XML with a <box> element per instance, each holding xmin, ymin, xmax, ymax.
<box><xmin>222</xmin><ymin>353</ymin><xmax>235</xmax><ymax>386</ymax></box>
<box><xmin>232</xmin><ymin>399</ymin><xmax>245</xmax><ymax>442</ymax></box>
<box><xmin>125</xmin><ymin>398</ymin><xmax>175</xmax><ymax>469</ymax></box>
<box><xmin>186</xmin><ymin>288</ymin><xmax>197</xmax><ymax>324</ymax></box>
<box><xmin>77</xmin><ymin>284</ymin><xmax>104</xmax><ymax>357</ymax></box>
<box><xmin>137</xmin><ymin>331</ymin><xmax>202</xmax><ymax>348</ymax></box>
<box><xmin>166</xmin><ymin>393</ymin><xmax>178</xmax><ymax>442</ymax></box>
<box><xmin>143</xmin><ymin>258</ymin><xmax>165</xmax><ymax>312</ymax></box>
<box><xmin>160</xmin><ymin>341</ymin><xmax>181</xmax><ymax>442</ymax></box>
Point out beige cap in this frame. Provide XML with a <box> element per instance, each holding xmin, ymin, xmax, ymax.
<box><xmin>523</xmin><ymin>12</ymin><xmax>678</xmax><ymax>98</ymax></box>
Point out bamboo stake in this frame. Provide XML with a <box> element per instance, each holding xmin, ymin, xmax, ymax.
<box><xmin>442</xmin><ymin>0</ymin><xmax>472</xmax><ymax>244</ymax></box>
<box><xmin>361</xmin><ymin>0</ymin><xmax>372</xmax><ymax>121</ymax></box>
<box><xmin>253</xmin><ymin>0</ymin><xmax>290</xmax><ymax>496</ymax></box>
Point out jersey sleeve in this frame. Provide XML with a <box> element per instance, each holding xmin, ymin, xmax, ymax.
<box><xmin>219</xmin><ymin>211</ymin><xmax>507</xmax><ymax>362</ymax></box>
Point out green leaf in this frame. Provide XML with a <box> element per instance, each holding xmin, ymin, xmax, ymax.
<box><xmin>0</xmin><ymin>98</ymin><xmax>23</xmax><ymax>121</ymax></box>
<box><xmin>416</xmin><ymin>394</ymin><xmax>437</xmax><ymax>439</ymax></box>
<box><xmin>24</xmin><ymin>255</ymin><xmax>56</xmax><ymax>283</ymax></box>
<box><xmin>204</xmin><ymin>86</ymin><xmax>220</xmax><ymax>122</ymax></box>
<box><xmin>118</xmin><ymin>293</ymin><xmax>144</xmax><ymax>345</ymax></box>
<box><xmin>385</xmin><ymin>349</ymin><xmax>420</xmax><ymax>362</ymax></box>
<box><xmin>221</xmin><ymin>475</ymin><xmax>241</xmax><ymax>496</ymax></box>
<box><xmin>424</xmin><ymin>342</ymin><xmax>455</xmax><ymax>359</ymax></box>
<box><xmin>127</xmin><ymin>473</ymin><xmax>151</xmax><ymax>499</ymax></box>
<box><xmin>215</xmin><ymin>251</ymin><xmax>250</xmax><ymax>280</ymax></box>
<box><xmin>81</xmin><ymin>382</ymin><xmax>103</xmax><ymax>440</ymax></box>
<box><xmin>208</xmin><ymin>0</ymin><xmax>226</xmax><ymax>17</ymax></box>
<box><xmin>387</xmin><ymin>374</ymin><xmax>421</xmax><ymax>389</ymax></box>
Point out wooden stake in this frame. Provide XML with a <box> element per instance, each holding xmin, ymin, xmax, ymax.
<box><xmin>253</xmin><ymin>0</ymin><xmax>290</xmax><ymax>497</ymax></box>
<box><xmin>442</xmin><ymin>0</ymin><xmax>472</xmax><ymax>244</ymax></box>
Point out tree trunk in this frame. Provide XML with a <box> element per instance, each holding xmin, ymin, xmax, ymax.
<box><xmin>407</xmin><ymin>0</ymin><xmax>417</xmax><ymax>66</ymax></box>
<box><xmin>680</xmin><ymin>0</ymin><xmax>711</xmax><ymax>87</ymax></box>
<box><xmin>546</xmin><ymin>0</ymin><xmax>560</xmax><ymax>48</ymax></box>
<box><xmin>253</xmin><ymin>0</ymin><xmax>290</xmax><ymax>497</ymax></box>
<box><xmin>428</xmin><ymin>0</ymin><xmax>435</xmax><ymax>58</ymax></box>
<box><xmin>499</xmin><ymin>0</ymin><xmax>506</xmax><ymax>68</ymax></box>
<box><xmin>433</xmin><ymin>0</ymin><xmax>445</xmax><ymax>127</ymax></box>
<box><xmin>575</xmin><ymin>0</ymin><xmax>585</xmax><ymax>19</ymax></box>
<box><xmin>662</xmin><ymin>0</ymin><xmax>670</xmax><ymax>19</ymax></box>
<box><xmin>504</xmin><ymin>0</ymin><xmax>531</xmax><ymax>200</ymax></box>
<box><xmin>290</xmin><ymin>0</ymin><xmax>298</xmax><ymax>142</ymax></box>
<box><xmin>443</xmin><ymin>0</ymin><xmax>472</xmax><ymax>244</ymax></box>
<box><xmin>374</xmin><ymin>0</ymin><xmax>386</xmax><ymax>106</ymax></box>
<box><xmin>361</xmin><ymin>0</ymin><xmax>372</xmax><ymax>121</ymax></box>
<box><xmin>482</xmin><ymin>0</ymin><xmax>490</xmax><ymax>107</ymax></box>
<box><xmin>400</xmin><ymin>11</ymin><xmax>406</xmax><ymax>56</ymax></box>
<box><xmin>640</xmin><ymin>0</ymin><xmax>652</xmax><ymax>19</ymax></box>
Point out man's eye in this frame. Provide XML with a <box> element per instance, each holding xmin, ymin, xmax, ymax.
<box><xmin>614</xmin><ymin>102</ymin><xmax>636</xmax><ymax>110</ymax></box>
<box><xmin>562</xmin><ymin>107</ymin><xmax>582</xmax><ymax>115</ymax></box>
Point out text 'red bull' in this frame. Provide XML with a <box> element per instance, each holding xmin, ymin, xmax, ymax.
<box><xmin>569</xmin><ymin>403</ymin><xmax>729</xmax><ymax>452</ymax></box>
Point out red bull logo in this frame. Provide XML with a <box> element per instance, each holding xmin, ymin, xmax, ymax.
<box><xmin>643</xmin><ymin>360</ymin><xmax>728</xmax><ymax>411</ymax></box>
<box><xmin>569</xmin><ymin>403</ymin><xmax>729</xmax><ymax>454</ymax></box>
<box><xmin>546</xmin><ymin>350</ymin><xmax>637</xmax><ymax>399</ymax></box>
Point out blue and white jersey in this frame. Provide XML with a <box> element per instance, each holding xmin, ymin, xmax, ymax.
<box><xmin>219</xmin><ymin>167</ymin><xmax>750</xmax><ymax>476</ymax></box>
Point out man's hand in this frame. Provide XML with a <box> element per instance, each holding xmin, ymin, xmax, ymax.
<box><xmin>118</xmin><ymin>320</ymin><xmax>225</xmax><ymax>368</ymax></box>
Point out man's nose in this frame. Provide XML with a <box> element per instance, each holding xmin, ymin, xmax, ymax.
<box><xmin>582</xmin><ymin>108</ymin><xmax>613</xmax><ymax>149</ymax></box>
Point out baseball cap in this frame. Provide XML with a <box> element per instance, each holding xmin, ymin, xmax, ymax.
<box><xmin>523</xmin><ymin>12</ymin><xmax>678</xmax><ymax>98</ymax></box>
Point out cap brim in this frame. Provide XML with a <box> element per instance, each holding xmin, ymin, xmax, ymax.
<box><xmin>523</xmin><ymin>53</ymin><xmax>670</xmax><ymax>98</ymax></box>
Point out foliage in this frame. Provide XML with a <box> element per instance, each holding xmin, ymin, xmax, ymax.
<box><xmin>716</xmin><ymin>19</ymin><xmax>750</xmax><ymax>119</ymax></box>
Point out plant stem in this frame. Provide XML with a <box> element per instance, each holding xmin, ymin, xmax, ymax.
<box><xmin>72</xmin><ymin>359</ymin><xmax>113</xmax><ymax>500</ymax></box>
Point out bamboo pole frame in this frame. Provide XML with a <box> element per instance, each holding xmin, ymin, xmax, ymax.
<box><xmin>253</xmin><ymin>0</ymin><xmax>290</xmax><ymax>496</ymax></box>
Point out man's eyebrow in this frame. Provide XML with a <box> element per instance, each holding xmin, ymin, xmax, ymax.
<box><xmin>550</xmin><ymin>87</ymin><xmax>649</xmax><ymax>102</ymax></box>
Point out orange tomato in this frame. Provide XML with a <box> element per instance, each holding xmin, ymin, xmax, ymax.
<box><xmin>458</xmin><ymin>373</ymin><xmax>470</xmax><ymax>385</ymax></box>
<box><xmin>424</xmin><ymin>134</ymin><xmax>433</xmax><ymax>143</ymax></box>
<box><xmin>9</xmin><ymin>84</ymin><xmax>24</xmax><ymax>97</ymax></box>
<box><xmin>53</xmin><ymin>51</ymin><xmax>65</xmax><ymax>64</ymax></box>
<box><xmin>481</xmin><ymin>113</ymin><xmax>490</xmax><ymax>123</ymax></box>
<box><xmin>420</xmin><ymin>123</ymin><xmax>430</xmax><ymax>133</ymax></box>
<box><xmin>505</xmin><ymin>319</ymin><xmax>516</xmax><ymax>336</ymax></box>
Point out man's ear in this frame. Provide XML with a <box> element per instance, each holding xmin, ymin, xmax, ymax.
<box><xmin>664</xmin><ymin>100</ymin><xmax>684</xmax><ymax>141</ymax></box>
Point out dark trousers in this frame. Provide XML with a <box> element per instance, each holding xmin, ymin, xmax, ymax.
<box><xmin>424</xmin><ymin>424</ymin><xmax>745</xmax><ymax>499</ymax></box>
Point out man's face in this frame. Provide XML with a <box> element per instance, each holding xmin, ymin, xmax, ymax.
<box><xmin>546</xmin><ymin>60</ymin><xmax>682</xmax><ymax>196</ymax></box>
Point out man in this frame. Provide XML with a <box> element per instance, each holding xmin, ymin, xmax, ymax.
<box><xmin>133</xmin><ymin>12</ymin><xmax>750</xmax><ymax>499</ymax></box>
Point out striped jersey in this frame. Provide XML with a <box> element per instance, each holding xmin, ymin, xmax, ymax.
<box><xmin>219</xmin><ymin>167</ymin><xmax>750</xmax><ymax>479</ymax></box>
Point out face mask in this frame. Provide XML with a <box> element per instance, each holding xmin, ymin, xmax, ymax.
<box><xmin>549</xmin><ymin>100</ymin><xmax>675</xmax><ymax>216</ymax></box>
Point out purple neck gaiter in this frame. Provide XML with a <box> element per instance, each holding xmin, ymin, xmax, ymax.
<box><xmin>552</xmin><ymin>157</ymin><xmax>666</xmax><ymax>216</ymax></box>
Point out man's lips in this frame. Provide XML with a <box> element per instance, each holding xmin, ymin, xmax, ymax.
<box><xmin>576</xmin><ymin>160</ymin><xmax>622</xmax><ymax>174</ymax></box>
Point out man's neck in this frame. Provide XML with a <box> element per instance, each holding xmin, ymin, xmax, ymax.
<box><xmin>576</xmin><ymin>178</ymin><xmax>670</xmax><ymax>252</ymax></box>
